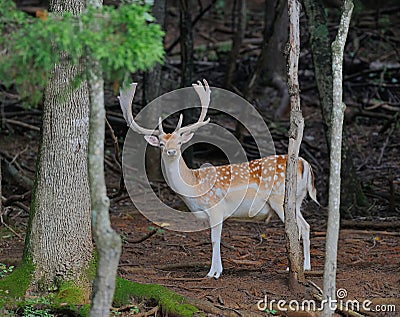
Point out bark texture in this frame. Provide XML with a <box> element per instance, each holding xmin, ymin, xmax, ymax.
<box><xmin>322</xmin><ymin>1</ymin><xmax>353</xmax><ymax>316</ymax></box>
<box><xmin>284</xmin><ymin>0</ymin><xmax>305</xmax><ymax>294</ymax></box>
<box><xmin>24</xmin><ymin>0</ymin><xmax>92</xmax><ymax>295</ymax></box>
<box><xmin>303</xmin><ymin>0</ymin><xmax>366</xmax><ymax>217</ymax></box>
<box><xmin>87</xmin><ymin>55</ymin><xmax>121</xmax><ymax>317</ymax></box>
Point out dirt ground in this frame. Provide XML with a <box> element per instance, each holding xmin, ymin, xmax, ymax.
<box><xmin>1</xmin><ymin>195</ymin><xmax>399</xmax><ymax>316</ymax></box>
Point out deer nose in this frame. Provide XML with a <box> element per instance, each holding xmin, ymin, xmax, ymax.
<box><xmin>166</xmin><ymin>149</ymin><xmax>177</xmax><ymax>157</ymax></box>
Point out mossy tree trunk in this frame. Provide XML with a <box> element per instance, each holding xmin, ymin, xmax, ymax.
<box><xmin>303</xmin><ymin>0</ymin><xmax>366</xmax><ymax>217</ymax></box>
<box><xmin>23</xmin><ymin>0</ymin><xmax>93</xmax><ymax>298</ymax></box>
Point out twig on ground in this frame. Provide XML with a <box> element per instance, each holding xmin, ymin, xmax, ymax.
<box><xmin>155</xmin><ymin>262</ymin><xmax>209</xmax><ymax>271</ymax></box>
<box><xmin>126</xmin><ymin>228</ymin><xmax>159</xmax><ymax>244</ymax></box>
<box><xmin>135</xmin><ymin>305</ymin><xmax>159</xmax><ymax>317</ymax></box>
<box><xmin>0</xmin><ymin>212</ymin><xmax>23</xmax><ymax>239</ymax></box>
<box><xmin>2</xmin><ymin>191</ymin><xmax>31</xmax><ymax>206</ymax></box>
<box><xmin>4</xmin><ymin>119</ymin><xmax>40</xmax><ymax>132</ymax></box>
<box><xmin>377</xmin><ymin>125</ymin><xmax>394</xmax><ymax>165</ymax></box>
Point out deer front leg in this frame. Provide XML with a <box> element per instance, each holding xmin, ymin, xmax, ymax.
<box><xmin>207</xmin><ymin>212</ymin><xmax>224</xmax><ymax>279</ymax></box>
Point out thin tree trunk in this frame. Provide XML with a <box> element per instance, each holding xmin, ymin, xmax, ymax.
<box><xmin>322</xmin><ymin>1</ymin><xmax>353</xmax><ymax>316</ymax></box>
<box><xmin>23</xmin><ymin>0</ymin><xmax>92</xmax><ymax>296</ymax></box>
<box><xmin>143</xmin><ymin>0</ymin><xmax>166</xmax><ymax>181</ymax></box>
<box><xmin>179</xmin><ymin>0</ymin><xmax>194</xmax><ymax>167</ymax></box>
<box><xmin>86</xmin><ymin>1</ymin><xmax>121</xmax><ymax>316</ymax></box>
<box><xmin>244</xmin><ymin>0</ymin><xmax>286</xmax><ymax>99</ymax></box>
<box><xmin>87</xmin><ymin>56</ymin><xmax>122</xmax><ymax>317</ymax></box>
<box><xmin>284</xmin><ymin>0</ymin><xmax>305</xmax><ymax>294</ymax></box>
<box><xmin>303</xmin><ymin>0</ymin><xmax>366</xmax><ymax>216</ymax></box>
<box><xmin>224</xmin><ymin>0</ymin><xmax>246</xmax><ymax>89</ymax></box>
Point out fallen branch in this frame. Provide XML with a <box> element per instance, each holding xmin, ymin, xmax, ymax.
<box><xmin>4</xmin><ymin>118</ymin><xmax>40</xmax><ymax>131</ymax></box>
<box><xmin>0</xmin><ymin>155</ymin><xmax>33</xmax><ymax>191</ymax></box>
<box><xmin>155</xmin><ymin>262</ymin><xmax>209</xmax><ymax>271</ymax></box>
<box><xmin>126</xmin><ymin>228</ymin><xmax>158</xmax><ymax>244</ymax></box>
<box><xmin>341</xmin><ymin>219</ymin><xmax>400</xmax><ymax>230</ymax></box>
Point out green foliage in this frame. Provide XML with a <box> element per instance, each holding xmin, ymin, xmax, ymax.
<box><xmin>19</xmin><ymin>296</ymin><xmax>55</xmax><ymax>317</ymax></box>
<box><xmin>0</xmin><ymin>263</ymin><xmax>15</xmax><ymax>279</ymax></box>
<box><xmin>314</xmin><ymin>24</ymin><xmax>329</xmax><ymax>39</ymax></box>
<box><xmin>0</xmin><ymin>0</ymin><xmax>164</xmax><ymax>103</ymax></box>
<box><xmin>114</xmin><ymin>277</ymin><xmax>199</xmax><ymax>317</ymax></box>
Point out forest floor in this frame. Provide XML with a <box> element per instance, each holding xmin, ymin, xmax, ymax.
<box><xmin>1</xmin><ymin>0</ymin><xmax>400</xmax><ymax>316</ymax></box>
<box><xmin>1</xmin><ymin>112</ymin><xmax>399</xmax><ymax>316</ymax></box>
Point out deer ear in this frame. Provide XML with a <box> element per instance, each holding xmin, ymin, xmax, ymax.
<box><xmin>180</xmin><ymin>132</ymin><xmax>194</xmax><ymax>144</ymax></box>
<box><xmin>144</xmin><ymin>135</ymin><xmax>160</xmax><ymax>147</ymax></box>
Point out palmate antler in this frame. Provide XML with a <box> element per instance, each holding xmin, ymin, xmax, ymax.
<box><xmin>118</xmin><ymin>83</ymin><xmax>161</xmax><ymax>135</ymax></box>
<box><xmin>118</xmin><ymin>79</ymin><xmax>211</xmax><ymax>135</ymax></box>
<box><xmin>175</xmin><ymin>79</ymin><xmax>211</xmax><ymax>135</ymax></box>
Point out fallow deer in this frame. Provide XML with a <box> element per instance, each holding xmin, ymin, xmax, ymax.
<box><xmin>119</xmin><ymin>79</ymin><xmax>318</xmax><ymax>278</ymax></box>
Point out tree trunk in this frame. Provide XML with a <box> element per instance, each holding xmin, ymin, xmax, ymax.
<box><xmin>86</xmin><ymin>2</ymin><xmax>121</xmax><ymax>315</ymax></box>
<box><xmin>143</xmin><ymin>0</ymin><xmax>166</xmax><ymax>182</ymax></box>
<box><xmin>87</xmin><ymin>38</ymin><xmax>122</xmax><ymax>317</ymax></box>
<box><xmin>179</xmin><ymin>0</ymin><xmax>194</xmax><ymax>167</ymax></box>
<box><xmin>23</xmin><ymin>0</ymin><xmax>92</xmax><ymax>297</ymax></box>
<box><xmin>224</xmin><ymin>0</ymin><xmax>246</xmax><ymax>89</ymax></box>
<box><xmin>303</xmin><ymin>0</ymin><xmax>366</xmax><ymax>217</ymax></box>
<box><xmin>322</xmin><ymin>1</ymin><xmax>353</xmax><ymax>316</ymax></box>
<box><xmin>284</xmin><ymin>0</ymin><xmax>305</xmax><ymax>295</ymax></box>
<box><xmin>245</xmin><ymin>0</ymin><xmax>287</xmax><ymax>100</ymax></box>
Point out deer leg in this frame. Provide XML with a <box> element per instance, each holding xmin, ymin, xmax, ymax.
<box><xmin>270</xmin><ymin>198</ymin><xmax>311</xmax><ymax>270</ymax></box>
<box><xmin>297</xmin><ymin>211</ymin><xmax>311</xmax><ymax>270</ymax></box>
<box><xmin>207</xmin><ymin>212</ymin><xmax>224</xmax><ymax>279</ymax></box>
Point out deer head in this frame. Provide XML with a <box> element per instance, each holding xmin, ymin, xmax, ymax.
<box><xmin>118</xmin><ymin>79</ymin><xmax>211</xmax><ymax>161</ymax></box>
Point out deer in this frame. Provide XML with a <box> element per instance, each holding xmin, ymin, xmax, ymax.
<box><xmin>119</xmin><ymin>79</ymin><xmax>318</xmax><ymax>279</ymax></box>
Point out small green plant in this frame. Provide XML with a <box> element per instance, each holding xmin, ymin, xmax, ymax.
<box><xmin>0</xmin><ymin>263</ymin><xmax>14</xmax><ymax>278</ymax></box>
<box><xmin>129</xmin><ymin>306</ymin><xmax>140</xmax><ymax>314</ymax></box>
<box><xmin>19</xmin><ymin>296</ymin><xmax>54</xmax><ymax>317</ymax></box>
<box><xmin>146</xmin><ymin>226</ymin><xmax>165</xmax><ymax>234</ymax></box>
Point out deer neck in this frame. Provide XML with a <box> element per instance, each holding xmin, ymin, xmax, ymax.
<box><xmin>162</xmin><ymin>154</ymin><xmax>197</xmax><ymax>196</ymax></box>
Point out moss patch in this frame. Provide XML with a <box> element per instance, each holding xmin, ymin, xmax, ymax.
<box><xmin>54</xmin><ymin>281</ymin><xmax>86</xmax><ymax>305</ymax></box>
<box><xmin>114</xmin><ymin>277</ymin><xmax>199</xmax><ymax>317</ymax></box>
<box><xmin>0</xmin><ymin>261</ymin><xmax>33</xmax><ymax>300</ymax></box>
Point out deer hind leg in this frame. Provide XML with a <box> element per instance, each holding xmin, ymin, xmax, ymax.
<box><xmin>207</xmin><ymin>211</ymin><xmax>224</xmax><ymax>279</ymax></box>
<box><xmin>296</xmin><ymin>211</ymin><xmax>311</xmax><ymax>270</ymax></box>
<box><xmin>269</xmin><ymin>197</ymin><xmax>311</xmax><ymax>270</ymax></box>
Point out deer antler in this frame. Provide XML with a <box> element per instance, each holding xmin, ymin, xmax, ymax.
<box><xmin>177</xmin><ymin>79</ymin><xmax>211</xmax><ymax>135</ymax></box>
<box><xmin>118</xmin><ymin>83</ymin><xmax>161</xmax><ymax>136</ymax></box>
